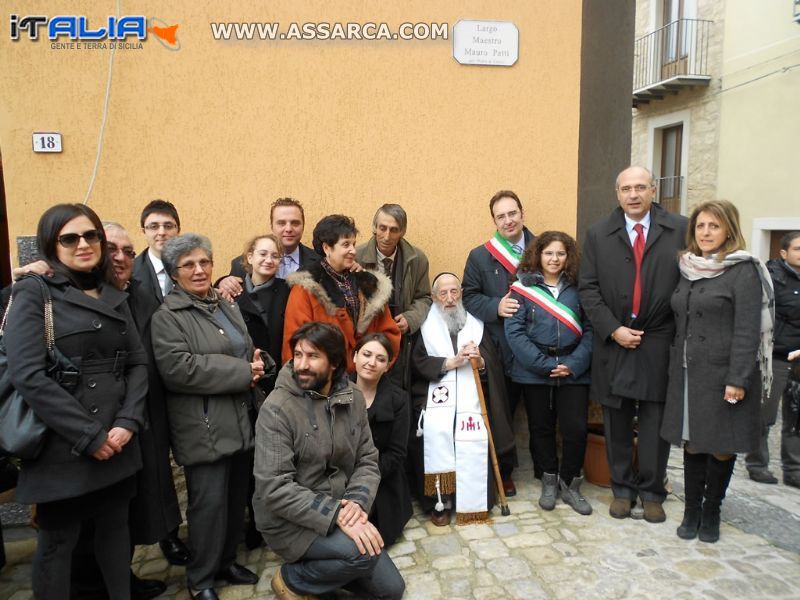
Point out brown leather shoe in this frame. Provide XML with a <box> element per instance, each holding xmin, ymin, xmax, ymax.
<box><xmin>271</xmin><ymin>568</ymin><xmax>311</xmax><ymax>600</ymax></box>
<box><xmin>502</xmin><ymin>476</ymin><xmax>517</xmax><ymax>497</ymax></box>
<box><xmin>642</xmin><ymin>501</ymin><xmax>666</xmax><ymax>523</ymax></box>
<box><xmin>430</xmin><ymin>509</ymin><xmax>452</xmax><ymax>527</ymax></box>
<box><xmin>609</xmin><ymin>497</ymin><xmax>634</xmax><ymax>519</ymax></box>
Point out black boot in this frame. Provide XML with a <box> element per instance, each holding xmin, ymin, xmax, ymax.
<box><xmin>677</xmin><ymin>450</ymin><xmax>706</xmax><ymax>540</ymax></box>
<box><xmin>699</xmin><ymin>455</ymin><xmax>736</xmax><ymax>543</ymax></box>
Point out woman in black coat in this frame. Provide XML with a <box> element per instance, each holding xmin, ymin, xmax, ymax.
<box><xmin>662</xmin><ymin>200</ymin><xmax>773</xmax><ymax>544</ymax></box>
<box><xmin>233</xmin><ymin>233</ymin><xmax>288</xmax><ymax>548</ymax></box>
<box><xmin>234</xmin><ymin>233</ymin><xmax>289</xmax><ymax>393</ymax></box>
<box><xmin>5</xmin><ymin>204</ymin><xmax>148</xmax><ymax>599</ymax></box>
<box><xmin>353</xmin><ymin>333</ymin><xmax>412</xmax><ymax>546</ymax></box>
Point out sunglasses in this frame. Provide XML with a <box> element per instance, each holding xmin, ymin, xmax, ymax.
<box><xmin>57</xmin><ymin>229</ymin><xmax>104</xmax><ymax>248</ymax></box>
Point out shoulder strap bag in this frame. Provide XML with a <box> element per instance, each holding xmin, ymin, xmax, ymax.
<box><xmin>0</xmin><ymin>275</ymin><xmax>78</xmax><ymax>460</ymax></box>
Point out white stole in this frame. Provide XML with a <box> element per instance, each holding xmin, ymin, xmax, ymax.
<box><xmin>420</xmin><ymin>306</ymin><xmax>489</xmax><ymax>523</ymax></box>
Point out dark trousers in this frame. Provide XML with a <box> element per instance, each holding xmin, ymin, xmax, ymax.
<box><xmin>34</xmin><ymin>498</ymin><xmax>131</xmax><ymax>600</ymax></box>
<box><xmin>184</xmin><ymin>451</ymin><xmax>251</xmax><ymax>589</ymax></box>
<box><xmin>282</xmin><ymin>528</ymin><xmax>405</xmax><ymax>599</ymax></box>
<box><xmin>500</xmin><ymin>376</ymin><xmax>524</xmax><ymax>479</ymax></box>
<box><xmin>522</xmin><ymin>384</ymin><xmax>589</xmax><ymax>484</ymax></box>
<box><xmin>747</xmin><ymin>359</ymin><xmax>800</xmax><ymax>475</ymax></box>
<box><xmin>603</xmin><ymin>400</ymin><xmax>669</xmax><ymax>503</ymax></box>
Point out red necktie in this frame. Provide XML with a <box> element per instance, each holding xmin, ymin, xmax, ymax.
<box><xmin>632</xmin><ymin>223</ymin><xmax>645</xmax><ymax>317</ymax></box>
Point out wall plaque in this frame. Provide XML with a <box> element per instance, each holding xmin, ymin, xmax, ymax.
<box><xmin>452</xmin><ymin>20</ymin><xmax>518</xmax><ymax>66</ymax></box>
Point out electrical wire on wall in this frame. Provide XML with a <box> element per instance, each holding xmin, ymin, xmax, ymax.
<box><xmin>82</xmin><ymin>0</ymin><xmax>121</xmax><ymax>205</ymax></box>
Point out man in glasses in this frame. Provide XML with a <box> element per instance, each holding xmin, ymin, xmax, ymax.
<box><xmin>133</xmin><ymin>199</ymin><xmax>182</xmax><ymax>304</ymax></box>
<box><xmin>462</xmin><ymin>190</ymin><xmax>535</xmax><ymax>497</ymax></box>
<box><xmin>579</xmin><ymin>166</ymin><xmax>687</xmax><ymax>524</ymax></box>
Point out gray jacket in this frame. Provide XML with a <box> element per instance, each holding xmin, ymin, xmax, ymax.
<box><xmin>253</xmin><ymin>364</ymin><xmax>380</xmax><ymax>562</ymax></box>
<box><xmin>151</xmin><ymin>287</ymin><xmax>255</xmax><ymax>466</ymax></box>
<box><xmin>661</xmin><ymin>261</ymin><xmax>762</xmax><ymax>454</ymax></box>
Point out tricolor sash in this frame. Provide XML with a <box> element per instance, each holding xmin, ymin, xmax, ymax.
<box><xmin>484</xmin><ymin>231</ymin><xmax>522</xmax><ymax>275</ymax></box>
<box><xmin>510</xmin><ymin>281</ymin><xmax>582</xmax><ymax>337</ymax></box>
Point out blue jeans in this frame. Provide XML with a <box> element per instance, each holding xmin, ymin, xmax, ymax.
<box><xmin>282</xmin><ymin>529</ymin><xmax>405</xmax><ymax>599</ymax></box>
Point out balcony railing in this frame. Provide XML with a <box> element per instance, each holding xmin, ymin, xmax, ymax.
<box><xmin>655</xmin><ymin>175</ymin><xmax>683</xmax><ymax>214</ymax></box>
<box><xmin>633</xmin><ymin>19</ymin><xmax>713</xmax><ymax>106</ymax></box>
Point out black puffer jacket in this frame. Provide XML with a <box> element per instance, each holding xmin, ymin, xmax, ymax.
<box><xmin>768</xmin><ymin>259</ymin><xmax>800</xmax><ymax>357</ymax></box>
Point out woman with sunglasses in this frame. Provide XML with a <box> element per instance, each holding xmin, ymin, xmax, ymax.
<box><xmin>150</xmin><ymin>233</ymin><xmax>265</xmax><ymax>600</ymax></box>
<box><xmin>5</xmin><ymin>204</ymin><xmax>148</xmax><ymax>599</ymax></box>
<box><xmin>232</xmin><ymin>233</ymin><xmax>289</xmax><ymax>548</ymax></box>
<box><xmin>353</xmin><ymin>333</ymin><xmax>412</xmax><ymax>546</ymax></box>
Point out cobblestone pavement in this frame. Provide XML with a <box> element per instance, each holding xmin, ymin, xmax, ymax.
<box><xmin>2</xmin><ymin>418</ymin><xmax>799</xmax><ymax>599</ymax></box>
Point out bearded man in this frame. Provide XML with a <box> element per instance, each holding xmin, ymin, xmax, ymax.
<box><xmin>408</xmin><ymin>273</ymin><xmax>515</xmax><ymax>526</ymax></box>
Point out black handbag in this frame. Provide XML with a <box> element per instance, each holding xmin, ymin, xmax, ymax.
<box><xmin>0</xmin><ymin>275</ymin><xmax>78</xmax><ymax>459</ymax></box>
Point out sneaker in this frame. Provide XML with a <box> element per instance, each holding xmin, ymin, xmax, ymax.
<box><xmin>559</xmin><ymin>476</ymin><xmax>592</xmax><ymax>515</ymax></box>
<box><xmin>538</xmin><ymin>473</ymin><xmax>559</xmax><ymax>511</ymax></box>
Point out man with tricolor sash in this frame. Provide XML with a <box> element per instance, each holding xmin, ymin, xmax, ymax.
<box><xmin>408</xmin><ymin>273</ymin><xmax>515</xmax><ymax>526</ymax></box>
<box><xmin>463</xmin><ymin>190</ymin><xmax>536</xmax><ymax>492</ymax></box>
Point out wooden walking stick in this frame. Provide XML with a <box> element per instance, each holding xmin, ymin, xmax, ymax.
<box><xmin>470</xmin><ymin>357</ymin><xmax>511</xmax><ymax>516</ymax></box>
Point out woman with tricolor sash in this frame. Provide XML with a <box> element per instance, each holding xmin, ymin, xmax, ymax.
<box><xmin>505</xmin><ymin>231</ymin><xmax>594</xmax><ymax>515</ymax></box>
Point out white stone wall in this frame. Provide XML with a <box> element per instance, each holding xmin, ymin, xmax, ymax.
<box><xmin>631</xmin><ymin>0</ymin><xmax>726</xmax><ymax>212</ymax></box>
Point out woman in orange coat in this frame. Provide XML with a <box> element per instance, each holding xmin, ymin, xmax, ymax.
<box><xmin>282</xmin><ymin>214</ymin><xmax>400</xmax><ymax>373</ymax></box>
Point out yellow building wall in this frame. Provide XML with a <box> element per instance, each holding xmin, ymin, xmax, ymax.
<box><xmin>716</xmin><ymin>1</ymin><xmax>800</xmax><ymax>250</ymax></box>
<box><xmin>1</xmin><ymin>1</ymin><xmax>583</xmax><ymax>278</ymax></box>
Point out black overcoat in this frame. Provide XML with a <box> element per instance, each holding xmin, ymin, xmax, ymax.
<box><xmin>133</xmin><ymin>250</ymin><xmax>164</xmax><ymax>305</ymax></box>
<box><xmin>661</xmin><ymin>262</ymin><xmax>762</xmax><ymax>453</ymax></box>
<box><xmin>126</xmin><ymin>278</ymin><xmax>182</xmax><ymax>544</ymax></box>
<box><xmin>364</xmin><ymin>377</ymin><xmax>412</xmax><ymax>546</ymax></box>
<box><xmin>5</xmin><ymin>275</ymin><xmax>148</xmax><ymax>504</ymax></box>
<box><xmin>462</xmin><ymin>227</ymin><xmax>535</xmax><ymax>374</ymax></box>
<box><xmin>579</xmin><ymin>205</ymin><xmax>688</xmax><ymax>408</ymax></box>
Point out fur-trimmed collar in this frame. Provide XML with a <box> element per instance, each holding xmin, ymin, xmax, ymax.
<box><xmin>286</xmin><ymin>262</ymin><xmax>393</xmax><ymax>335</ymax></box>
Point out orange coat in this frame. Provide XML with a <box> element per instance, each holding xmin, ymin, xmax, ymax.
<box><xmin>283</xmin><ymin>264</ymin><xmax>401</xmax><ymax>373</ymax></box>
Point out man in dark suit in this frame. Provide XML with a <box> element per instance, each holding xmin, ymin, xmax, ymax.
<box><xmin>462</xmin><ymin>190</ymin><xmax>535</xmax><ymax>495</ymax></box>
<box><xmin>130</xmin><ymin>200</ymin><xmax>191</xmax><ymax>565</ymax></box>
<box><xmin>579</xmin><ymin>166</ymin><xmax>688</xmax><ymax>523</ymax></box>
<box><xmin>132</xmin><ymin>199</ymin><xmax>181</xmax><ymax>306</ymax></box>
<box><xmin>356</xmin><ymin>203</ymin><xmax>431</xmax><ymax>391</ymax></box>
<box><xmin>217</xmin><ymin>197</ymin><xmax>320</xmax><ymax>298</ymax></box>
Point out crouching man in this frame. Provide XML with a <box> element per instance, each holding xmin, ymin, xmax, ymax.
<box><xmin>253</xmin><ymin>321</ymin><xmax>405</xmax><ymax>600</ymax></box>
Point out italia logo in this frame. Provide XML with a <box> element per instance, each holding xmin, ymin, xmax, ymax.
<box><xmin>9</xmin><ymin>15</ymin><xmax>180</xmax><ymax>49</ymax></box>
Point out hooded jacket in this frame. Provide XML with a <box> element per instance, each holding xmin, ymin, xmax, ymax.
<box><xmin>282</xmin><ymin>262</ymin><xmax>401</xmax><ymax>372</ymax></box>
<box><xmin>253</xmin><ymin>364</ymin><xmax>380</xmax><ymax>562</ymax></box>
